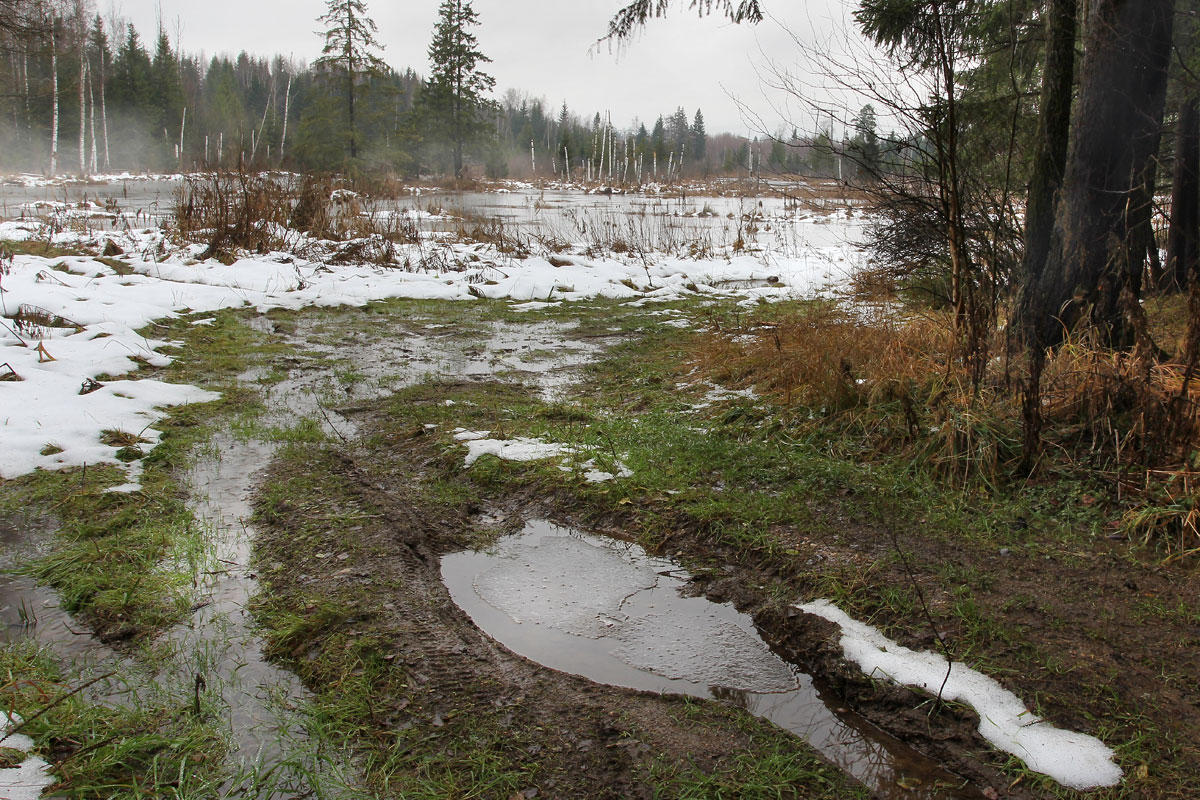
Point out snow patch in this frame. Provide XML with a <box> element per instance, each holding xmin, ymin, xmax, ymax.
<box><xmin>462</xmin><ymin>437</ymin><xmax>569</xmax><ymax>467</ymax></box>
<box><xmin>795</xmin><ymin>599</ymin><xmax>1123</xmax><ymax>790</ymax></box>
<box><xmin>456</xmin><ymin>430</ymin><xmax>631</xmax><ymax>483</ymax></box>
<box><xmin>0</xmin><ymin>713</ymin><xmax>55</xmax><ymax>800</ymax></box>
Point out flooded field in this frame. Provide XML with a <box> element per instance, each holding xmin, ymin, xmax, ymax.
<box><xmin>0</xmin><ymin>177</ymin><xmax>1151</xmax><ymax>800</ymax></box>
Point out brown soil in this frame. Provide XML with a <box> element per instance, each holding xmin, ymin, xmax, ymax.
<box><xmin>252</xmin><ymin>443</ymin><xmax>869</xmax><ymax>799</ymax></box>
<box><xmin>253</xmin><ymin>393</ymin><xmax>1198</xmax><ymax>799</ymax></box>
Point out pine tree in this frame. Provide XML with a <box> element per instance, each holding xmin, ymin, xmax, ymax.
<box><xmin>89</xmin><ymin>15</ymin><xmax>110</xmax><ymax>170</ymax></box>
<box><xmin>314</xmin><ymin>0</ymin><xmax>386</xmax><ymax>162</ymax></box>
<box><xmin>849</xmin><ymin>103</ymin><xmax>879</xmax><ymax>175</ymax></box>
<box><xmin>651</xmin><ymin>116</ymin><xmax>666</xmax><ymax>163</ymax></box>
<box><xmin>422</xmin><ymin>0</ymin><xmax>494</xmax><ymax>178</ymax></box>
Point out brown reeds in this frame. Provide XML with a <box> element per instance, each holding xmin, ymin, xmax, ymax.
<box><xmin>692</xmin><ymin>297</ymin><xmax>1200</xmax><ymax>554</ymax></box>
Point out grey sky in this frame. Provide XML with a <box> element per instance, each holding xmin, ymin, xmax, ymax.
<box><xmin>109</xmin><ymin>0</ymin><xmax>860</xmax><ymax>135</ymax></box>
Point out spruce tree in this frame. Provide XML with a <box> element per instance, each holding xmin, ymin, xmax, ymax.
<box><xmin>422</xmin><ymin>0</ymin><xmax>494</xmax><ymax>178</ymax></box>
<box><xmin>690</xmin><ymin>109</ymin><xmax>706</xmax><ymax>162</ymax></box>
<box><xmin>314</xmin><ymin>0</ymin><xmax>386</xmax><ymax>162</ymax></box>
<box><xmin>151</xmin><ymin>29</ymin><xmax>183</xmax><ymax>162</ymax></box>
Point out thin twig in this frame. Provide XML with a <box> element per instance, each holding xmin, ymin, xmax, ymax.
<box><xmin>884</xmin><ymin>522</ymin><xmax>954</xmax><ymax>710</ymax></box>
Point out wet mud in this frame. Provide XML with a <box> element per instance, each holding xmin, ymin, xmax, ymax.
<box><xmin>443</xmin><ymin>520</ymin><xmax>981</xmax><ymax>799</ymax></box>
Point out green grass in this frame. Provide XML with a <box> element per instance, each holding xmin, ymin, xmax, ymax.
<box><xmin>0</xmin><ymin>641</ymin><xmax>228</xmax><ymax>799</ymax></box>
<box><xmin>648</xmin><ymin>743</ymin><xmax>870</xmax><ymax>799</ymax></box>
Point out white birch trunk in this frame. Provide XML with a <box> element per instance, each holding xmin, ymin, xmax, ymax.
<box><xmin>78</xmin><ymin>49</ymin><xmax>86</xmax><ymax>174</ymax></box>
<box><xmin>49</xmin><ymin>25</ymin><xmax>58</xmax><ymax>176</ymax></box>
<box><xmin>88</xmin><ymin>64</ymin><xmax>97</xmax><ymax>173</ymax></box>
<box><xmin>280</xmin><ymin>73</ymin><xmax>292</xmax><ymax>161</ymax></box>
<box><xmin>99</xmin><ymin>57</ymin><xmax>109</xmax><ymax>170</ymax></box>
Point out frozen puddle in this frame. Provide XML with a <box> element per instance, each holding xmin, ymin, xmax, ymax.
<box><xmin>443</xmin><ymin>521</ymin><xmax>983</xmax><ymax>799</ymax></box>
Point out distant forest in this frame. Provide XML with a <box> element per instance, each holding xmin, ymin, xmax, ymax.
<box><xmin>0</xmin><ymin>2</ymin><xmax>870</xmax><ymax>181</ymax></box>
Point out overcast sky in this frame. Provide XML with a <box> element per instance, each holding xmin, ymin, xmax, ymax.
<box><xmin>108</xmin><ymin>0</ymin><xmax>865</xmax><ymax>135</ymax></box>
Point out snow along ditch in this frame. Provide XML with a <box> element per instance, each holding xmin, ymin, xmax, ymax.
<box><xmin>796</xmin><ymin>600</ymin><xmax>1123</xmax><ymax>790</ymax></box>
<box><xmin>0</xmin><ymin>713</ymin><xmax>55</xmax><ymax>800</ymax></box>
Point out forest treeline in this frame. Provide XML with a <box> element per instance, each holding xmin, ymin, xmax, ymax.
<box><xmin>0</xmin><ymin>0</ymin><xmax>872</xmax><ymax>180</ymax></box>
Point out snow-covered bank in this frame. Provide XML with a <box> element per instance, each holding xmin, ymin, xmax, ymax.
<box><xmin>796</xmin><ymin>599</ymin><xmax>1123</xmax><ymax>790</ymax></box>
<box><xmin>0</xmin><ymin>206</ymin><xmax>860</xmax><ymax>485</ymax></box>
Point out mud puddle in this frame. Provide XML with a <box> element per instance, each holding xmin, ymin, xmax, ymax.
<box><xmin>443</xmin><ymin>521</ymin><xmax>981</xmax><ymax>799</ymax></box>
<box><xmin>247</xmin><ymin>317</ymin><xmax>608</xmax><ymax>435</ymax></box>
<box><xmin>0</xmin><ymin>517</ymin><xmax>121</xmax><ymax>672</ymax></box>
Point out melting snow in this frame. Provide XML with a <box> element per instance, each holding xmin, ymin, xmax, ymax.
<box><xmin>0</xmin><ymin>714</ymin><xmax>55</xmax><ymax>800</ymax></box>
<box><xmin>462</xmin><ymin>436</ymin><xmax>569</xmax><ymax>467</ymax></box>
<box><xmin>454</xmin><ymin>429</ymin><xmax>632</xmax><ymax>482</ymax></box>
<box><xmin>0</xmin><ymin>202</ymin><xmax>860</xmax><ymax>486</ymax></box>
<box><xmin>796</xmin><ymin>599</ymin><xmax>1123</xmax><ymax>790</ymax></box>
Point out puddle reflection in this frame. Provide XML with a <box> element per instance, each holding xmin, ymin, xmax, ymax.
<box><xmin>443</xmin><ymin>520</ymin><xmax>983</xmax><ymax>800</ymax></box>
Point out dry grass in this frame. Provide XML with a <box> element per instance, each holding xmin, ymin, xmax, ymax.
<box><xmin>692</xmin><ymin>297</ymin><xmax>1200</xmax><ymax>554</ymax></box>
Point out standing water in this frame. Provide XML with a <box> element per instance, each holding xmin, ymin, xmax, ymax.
<box><xmin>442</xmin><ymin>520</ymin><xmax>984</xmax><ymax>800</ymax></box>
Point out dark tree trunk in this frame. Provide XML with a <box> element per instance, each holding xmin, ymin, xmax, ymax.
<box><xmin>1017</xmin><ymin>0</ymin><xmax>1076</xmax><ymax>346</ymax></box>
<box><xmin>1129</xmin><ymin>143</ymin><xmax>1163</xmax><ymax>300</ymax></box>
<box><xmin>1167</xmin><ymin>95</ymin><xmax>1200</xmax><ymax>292</ymax></box>
<box><xmin>1031</xmin><ymin>0</ymin><xmax>1175</xmax><ymax>350</ymax></box>
<box><xmin>348</xmin><ymin>71</ymin><xmax>357</xmax><ymax>161</ymax></box>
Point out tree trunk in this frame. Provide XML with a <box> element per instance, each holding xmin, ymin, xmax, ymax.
<box><xmin>78</xmin><ymin>55</ymin><xmax>86</xmax><ymax>175</ymax></box>
<box><xmin>1031</xmin><ymin>0</ymin><xmax>1176</xmax><ymax>349</ymax></box>
<box><xmin>1017</xmin><ymin>0</ymin><xmax>1076</xmax><ymax>346</ymax></box>
<box><xmin>49</xmin><ymin>24</ymin><xmax>58</xmax><ymax>176</ymax></box>
<box><xmin>280</xmin><ymin>72</ymin><xmax>292</xmax><ymax>162</ymax></box>
<box><xmin>348</xmin><ymin>73</ymin><xmax>356</xmax><ymax>160</ymax></box>
<box><xmin>87</xmin><ymin>62</ymin><xmax>97</xmax><ymax>173</ymax></box>
<box><xmin>99</xmin><ymin>51</ymin><xmax>109</xmax><ymax>171</ymax></box>
<box><xmin>1166</xmin><ymin>95</ymin><xmax>1200</xmax><ymax>292</ymax></box>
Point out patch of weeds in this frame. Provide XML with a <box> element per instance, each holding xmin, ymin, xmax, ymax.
<box><xmin>98</xmin><ymin>429</ymin><xmax>150</xmax><ymax>448</ymax></box>
<box><xmin>0</xmin><ymin>239</ymin><xmax>83</xmax><ymax>258</ymax></box>
<box><xmin>266</xmin><ymin>417</ymin><xmax>330</xmax><ymax>445</ymax></box>
<box><xmin>95</xmin><ymin>257</ymin><xmax>134</xmax><ymax>275</ymax></box>
<box><xmin>1133</xmin><ymin>596</ymin><xmax>1200</xmax><ymax>626</ymax></box>
<box><xmin>645</xmin><ymin>733</ymin><xmax>869</xmax><ymax>799</ymax></box>
<box><xmin>0</xmin><ymin>641</ymin><xmax>227</xmax><ymax>798</ymax></box>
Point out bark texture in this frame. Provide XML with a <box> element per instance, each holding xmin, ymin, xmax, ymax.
<box><xmin>1031</xmin><ymin>0</ymin><xmax>1175</xmax><ymax>349</ymax></box>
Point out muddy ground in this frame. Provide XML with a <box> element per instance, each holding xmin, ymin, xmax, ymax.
<box><xmin>5</xmin><ymin>296</ymin><xmax>1196</xmax><ymax>799</ymax></box>
<box><xmin>243</xmin><ymin>302</ymin><xmax>1198</xmax><ymax>800</ymax></box>
<box><xmin>251</xmin><ymin>443</ymin><xmax>867</xmax><ymax>799</ymax></box>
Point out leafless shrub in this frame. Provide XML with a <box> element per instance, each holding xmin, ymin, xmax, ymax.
<box><xmin>175</xmin><ymin>170</ymin><xmax>296</xmax><ymax>260</ymax></box>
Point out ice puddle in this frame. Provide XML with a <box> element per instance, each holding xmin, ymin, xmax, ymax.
<box><xmin>443</xmin><ymin>521</ymin><xmax>984</xmax><ymax>799</ymax></box>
